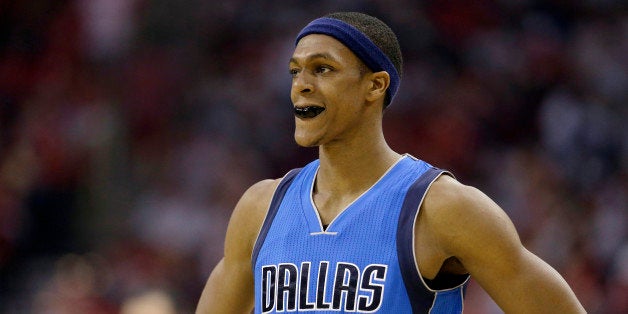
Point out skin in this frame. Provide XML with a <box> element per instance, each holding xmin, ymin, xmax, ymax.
<box><xmin>196</xmin><ymin>34</ymin><xmax>585</xmax><ymax>313</ymax></box>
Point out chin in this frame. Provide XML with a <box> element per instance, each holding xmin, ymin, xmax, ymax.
<box><xmin>294</xmin><ymin>134</ymin><xmax>320</xmax><ymax>148</ymax></box>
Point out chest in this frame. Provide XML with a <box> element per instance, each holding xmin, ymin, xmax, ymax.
<box><xmin>254</xmin><ymin>184</ymin><xmax>412</xmax><ymax>313</ymax></box>
<box><xmin>312</xmin><ymin>189</ymin><xmax>365</xmax><ymax>226</ymax></box>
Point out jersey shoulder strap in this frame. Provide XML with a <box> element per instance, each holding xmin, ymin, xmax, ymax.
<box><xmin>251</xmin><ymin>168</ymin><xmax>302</xmax><ymax>267</ymax></box>
<box><xmin>397</xmin><ymin>167</ymin><xmax>451</xmax><ymax>313</ymax></box>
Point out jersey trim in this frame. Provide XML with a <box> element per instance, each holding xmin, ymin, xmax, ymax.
<box><xmin>251</xmin><ymin>168</ymin><xmax>302</xmax><ymax>268</ymax></box>
<box><xmin>308</xmin><ymin>155</ymin><xmax>408</xmax><ymax>233</ymax></box>
<box><xmin>397</xmin><ymin>167</ymin><xmax>469</xmax><ymax>313</ymax></box>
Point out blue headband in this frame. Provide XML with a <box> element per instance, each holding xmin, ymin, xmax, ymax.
<box><xmin>295</xmin><ymin>17</ymin><xmax>400</xmax><ymax>107</ymax></box>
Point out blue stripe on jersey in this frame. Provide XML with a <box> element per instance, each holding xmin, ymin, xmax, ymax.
<box><xmin>397</xmin><ymin>167</ymin><xmax>470</xmax><ymax>313</ymax></box>
<box><xmin>397</xmin><ymin>167</ymin><xmax>446</xmax><ymax>313</ymax></box>
<box><xmin>252</xmin><ymin>168</ymin><xmax>302</xmax><ymax>268</ymax></box>
<box><xmin>431</xmin><ymin>288</ymin><xmax>465</xmax><ymax>313</ymax></box>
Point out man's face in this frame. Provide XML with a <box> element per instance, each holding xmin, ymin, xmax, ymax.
<box><xmin>289</xmin><ymin>34</ymin><xmax>371</xmax><ymax>148</ymax></box>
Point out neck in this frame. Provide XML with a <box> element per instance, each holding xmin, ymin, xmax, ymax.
<box><xmin>316</xmin><ymin>132</ymin><xmax>401</xmax><ymax>194</ymax></box>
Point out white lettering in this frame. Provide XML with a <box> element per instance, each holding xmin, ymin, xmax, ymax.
<box><xmin>260</xmin><ymin>261</ymin><xmax>387</xmax><ymax>312</ymax></box>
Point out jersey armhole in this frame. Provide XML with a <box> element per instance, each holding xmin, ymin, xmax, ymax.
<box><xmin>251</xmin><ymin>168</ymin><xmax>302</xmax><ymax>268</ymax></box>
<box><xmin>397</xmin><ymin>167</ymin><xmax>469</xmax><ymax>313</ymax></box>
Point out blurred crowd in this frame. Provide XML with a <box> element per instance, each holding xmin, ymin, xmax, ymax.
<box><xmin>0</xmin><ymin>0</ymin><xmax>626</xmax><ymax>313</ymax></box>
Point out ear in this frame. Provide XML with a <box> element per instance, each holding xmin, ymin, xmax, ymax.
<box><xmin>365</xmin><ymin>71</ymin><xmax>390</xmax><ymax>103</ymax></box>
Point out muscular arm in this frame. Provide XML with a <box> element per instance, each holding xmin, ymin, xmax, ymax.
<box><xmin>196</xmin><ymin>179</ymin><xmax>280</xmax><ymax>314</ymax></box>
<box><xmin>421</xmin><ymin>175</ymin><xmax>585</xmax><ymax>313</ymax></box>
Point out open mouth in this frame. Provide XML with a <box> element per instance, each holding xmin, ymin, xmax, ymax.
<box><xmin>294</xmin><ymin>106</ymin><xmax>325</xmax><ymax>119</ymax></box>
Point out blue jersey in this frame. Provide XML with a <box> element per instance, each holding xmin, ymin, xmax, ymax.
<box><xmin>252</xmin><ymin>155</ymin><xmax>469</xmax><ymax>313</ymax></box>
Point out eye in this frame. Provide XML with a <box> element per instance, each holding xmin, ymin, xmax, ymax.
<box><xmin>289</xmin><ymin>68</ymin><xmax>300</xmax><ymax>77</ymax></box>
<box><xmin>315</xmin><ymin>65</ymin><xmax>332</xmax><ymax>74</ymax></box>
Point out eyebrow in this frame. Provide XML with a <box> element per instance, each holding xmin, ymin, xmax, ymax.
<box><xmin>289</xmin><ymin>52</ymin><xmax>336</xmax><ymax>65</ymax></box>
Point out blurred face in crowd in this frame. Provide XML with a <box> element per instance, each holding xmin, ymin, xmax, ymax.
<box><xmin>289</xmin><ymin>34</ymin><xmax>372</xmax><ymax>148</ymax></box>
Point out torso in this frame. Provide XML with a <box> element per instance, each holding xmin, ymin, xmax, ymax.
<box><xmin>251</xmin><ymin>156</ymin><xmax>469</xmax><ymax>313</ymax></box>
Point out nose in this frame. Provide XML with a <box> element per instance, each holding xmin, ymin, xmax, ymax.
<box><xmin>292</xmin><ymin>72</ymin><xmax>314</xmax><ymax>95</ymax></box>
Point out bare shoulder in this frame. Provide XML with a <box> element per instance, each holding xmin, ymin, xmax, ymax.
<box><xmin>196</xmin><ymin>178</ymin><xmax>282</xmax><ymax>313</ymax></box>
<box><xmin>420</xmin><ymin>174</ymin><xmax>522</xmax><ymax>261</ymax></box>
<box><xmin>425</xmin><ymin>175</ymin><xmax>508</xmax><ymax>214</ymax></box>
<box><xmin>423</xmin><ymin>174</ymin><xmax>492</xmax><ymax>215</ymax></box>
<box><xmin>423</xmin><ymin>174</ymin><xmax>513</xmax><ymax>228</ymax></box>
<box><xmin>234</xmin><ymin>178</ymin><xmax>281</xmax><ymax>222</ymax></box>
<box><xmin>224</xmin><ymin>178</ymin><xmax>282</xmax><ymax>259</ymax></box>
<box><xmin>420</xmin><ymin>176</ymin><xmax>585</xmax><ymax>313</ymax></box>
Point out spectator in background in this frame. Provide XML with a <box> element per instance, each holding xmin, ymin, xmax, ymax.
<box><xmin>0</xmin><ymin>1</ymin><xmax>624</xmax><ymax>313</ymax></box>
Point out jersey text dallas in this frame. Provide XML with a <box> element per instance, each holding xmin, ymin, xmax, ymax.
<box><xmin>260</xmin><ymin>261</ymin><xmax>387</xmax><ymax>313</ymax></box>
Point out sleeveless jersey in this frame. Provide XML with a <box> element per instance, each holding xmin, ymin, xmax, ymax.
<box><xmin>252</xmin><ymin>155</ymin><xmax>469</xmax><ymax>313</ymax></box>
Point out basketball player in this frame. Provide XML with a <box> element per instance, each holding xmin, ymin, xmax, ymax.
<box><xmin>196</xmin><ymin>12</ymin><xmax>585</xmax><ymax>313</ymax></box>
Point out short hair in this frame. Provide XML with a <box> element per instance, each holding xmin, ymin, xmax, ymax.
<box><xmin>325</xmin><ymin>12</ymin><xmax>403</xmax><ymax>107</ymax></box>
<box><xmin>325</xmin><ymin>12</ymin><xmax>403</xmax><ymax>81</ymax></box>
